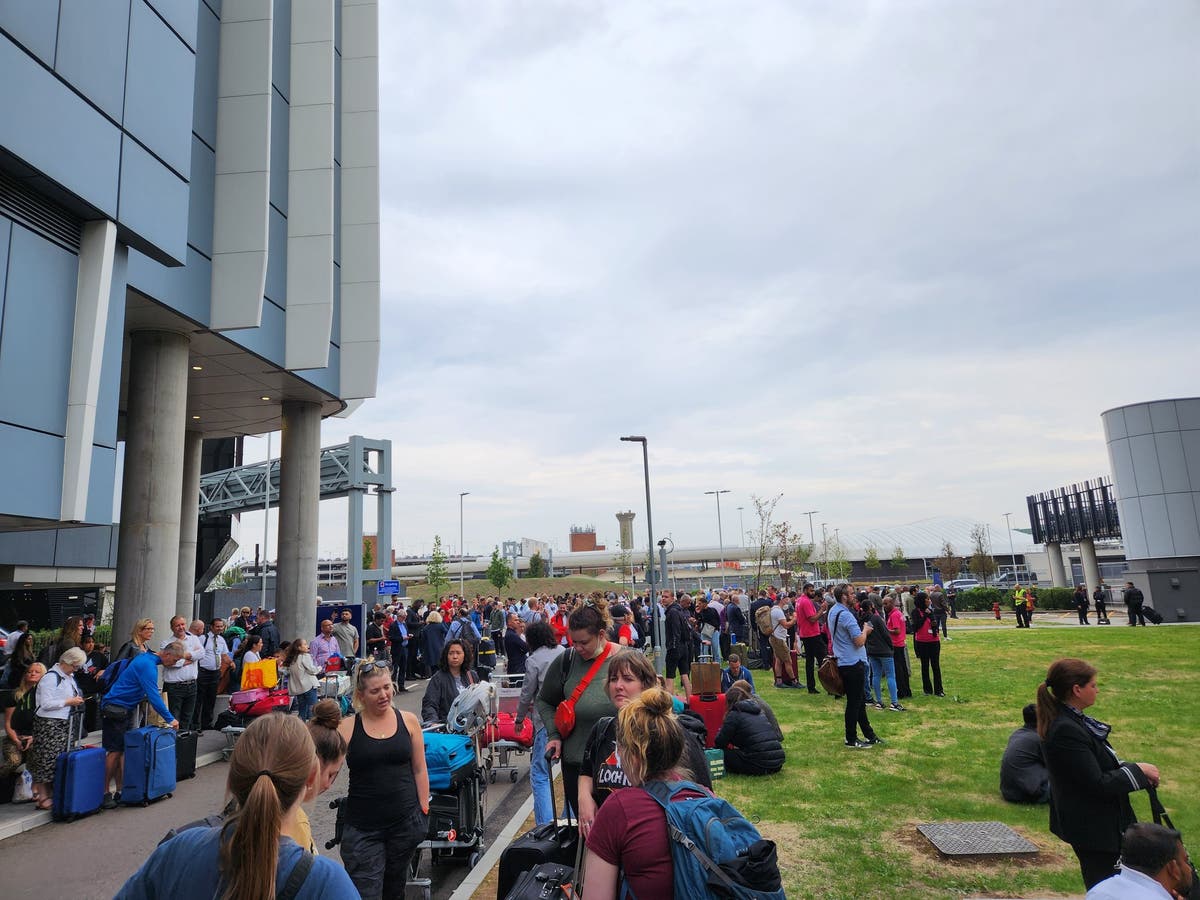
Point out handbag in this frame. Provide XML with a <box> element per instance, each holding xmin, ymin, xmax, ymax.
<box><xmin>1148</xmin><ymin>787</ymin><xmax>1200</xmax><ymax>900</ymax></box>
<box><xmin>817</xmin><ymin>608</ymin><xmax>845</xmax><ymax>695</ymax></box>
<box><xmin>241</xmin><ymin>659</ymin><xmax>279</xmax><ymax>690</ymax></box>
<box><xmin>11</xmin><ymin>766</ymin><xmax>33</xmax><ymax>803</ymax></box>
<box><xmin>553</xmin><ymin>643</ymin><xmax>613</xmax><ymax>739</ymax></box>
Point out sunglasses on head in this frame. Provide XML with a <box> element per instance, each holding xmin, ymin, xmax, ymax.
<box><xmin>356</xmin><ymin>658</ymin><xmax>392</xmax><ymax>678</ymax></box>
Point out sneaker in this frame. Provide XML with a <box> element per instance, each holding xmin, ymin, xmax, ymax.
<box><xmin>889</xmin><ymin>703</ymin><xmax>906</xmax><ymax>712</ymax></box>
<box><xmin>864</xmin><ymin>736</ymin><xmax>886</xmax><ymax>746</ymax></box>
<box><xmin>102</xmin><ymin>792</ymin><xmax>118</xmax><ymax>810</ymax></box>
<box><xmin>807</xmin><ymin>688</ymin><xmax>820</xmax><ymax>694</ymax></box>
<box><xmin>844</xmin><ymin>740</ymin><xmax>872</xmax><ymax>749</ymax></box>
<box><xmin>935</xmin><ymin>692</ymin><xmax>946</xmax><ymax>698</ymax></box>
<box><xmin>774</xmin><ymin>681</ymin><xmax>786</xmax><ymax>689</ymax></box>
<box><xmin>871</xmin><ymin>702</ymin><xmax>884</xmax><ymax>710</ymax></box>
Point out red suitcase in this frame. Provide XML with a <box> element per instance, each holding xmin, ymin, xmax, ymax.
<box><xmin>229</xmin><ymin>686</ymin><xmax>290</xmax><ymax>717</ymax></box>
<box><xmin>687</xmin><ymin>693</ymin><xmax>726</xmax><ymax>749</ymax></box>
<box><xmin>485</xmin><ymin>712</ymin><xmax>534</xmax><ymax>748</ymax></box>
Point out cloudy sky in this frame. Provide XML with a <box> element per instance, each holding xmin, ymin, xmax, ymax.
<box><xmin>245</xmin><ymin>1</ymin><xmax>1200</xmax><ymax>562</ymax></box>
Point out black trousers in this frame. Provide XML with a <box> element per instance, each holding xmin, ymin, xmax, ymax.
<box><xmin>801</xmin><ymin>635</ymin><xmax>826</xmax><ymax>691</ymax></box>
<box><xmin>164</xmin><ymin>680</ymin><xmax>197</xmax><ymax>728</ymax></box>
<box><xmin>196</xmin><ymin>669</ymin><xmax>220</xmax><ymax>730</ymax></box>
<box><xmin>1073</xmin><ymin>846</ymin><xmax>1119</xmax><ymax>890</ymax></box>
<box><xmin>390</xmin><ymin>644</ymin><xmax>407</xmax><ymax>690</ymax></box>
<box><xmin>892</xmin><ymin>645</ymin><xmax>912</xmax><ymax>698</ymax></box>
<box><xmin>342</xmin><ymin>810</ymin><xmax>427</xmax><ymax>900</ymax></box>
<box><xmin>838</xmin><ymin>662</ymin><xmax>876</xmax><ymax>744</ymax></box>
<box><xmin>562</xmin><ymin>760</ymin><xmax>581</xmax><ymax>820</ymax></box>
<box><xmin>915</xmin><ymin>641</ymin><xmax>943</xmax><ymax>694</ymax></box>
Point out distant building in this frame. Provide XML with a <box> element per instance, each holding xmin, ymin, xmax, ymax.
<box><xmin>569</xmin><ymin>525</ymin><xmax>605</xmax><ymax>552</ymax></box>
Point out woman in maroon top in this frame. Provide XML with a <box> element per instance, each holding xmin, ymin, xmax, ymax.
<box><xmin>583</xmin><ymin>687</ymin><xmax>707</xmax><ymax>899</ymax></box>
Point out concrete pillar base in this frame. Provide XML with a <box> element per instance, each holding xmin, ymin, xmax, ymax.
<box><xmin>1046</xmin><ymin>541</ymin><xmax>1068</xmax><ymax>588</ymax></box>
<box><xmin>275</xmin><ymin>400</ymin><xmax>321</xmax><ymax>644</ymax></box>
<box><xmin>1079</xmin><ymin>538</ymin><xmax>1101</xmax><ymax>599</ymax></box>
<box><xmin>114</xmin><ymin>331</ymin><xmax>190</xmax><ymax>646</ymax></box>
<box><xmin>177</xmin><ymin>430</ymin><xmax>203</xmax><ymax>622</ymax></box>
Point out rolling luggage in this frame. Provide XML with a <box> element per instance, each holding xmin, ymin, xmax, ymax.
<box><xmin>424</xmin><ymin>731</ymin><xmax>477</xmax><ymax>791</ymax></box>
<box><xmin>690</xmin><ymin>662</ymin><xmax>722</xmax><ymax>696</ymax></box>
<box><xmin>485</xmin><ymin>712</ymin><xmax>534</xmax><ymax>748</ymax></box>
<box><xmin>687</xmin><ymin>693</ymin><xmax>726</xmax><ymax>749</ymax></box>
<box><xmin>427</xmin><ymin>775</ymin><xmax>481</xmax><ymax>841</ymax></box>
<box><xmin>52</xmin><ymin>708</ymin><xmax>105</xmax><ymax>821</ymax></box>
<box><xmin>1143</xmin><ymin>606</ymin><xmax>1164</xmax><ymax>625</ymax></box>
<box><xmin>497</xmin><ymin>783</ymin><xmax>577</xmax><ymax>900</ymax></box>
<box><xmin>122</xmin><ymin>726</ymin><xmax>176</xmax><ymax>806</ymax></box>
<box><xmin>503</xmin><ymin>862</ymin><xmax>574</xmax><ymax>900</ymax></box>
<box><xmin>175</xmin><ymin>730</ymin><xmax>199</xmax><ymax>780</ymax></box>
<box><xmin>229</xmin><ymin>686</ymin><xmax>290</xmax><ymax>717</ymax></box>
<box><xmin>319</xmin><ymin>672</ymin><xmax>351</xmax><ymax>698</ymax></box>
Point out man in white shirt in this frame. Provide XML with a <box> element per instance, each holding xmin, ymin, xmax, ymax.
<box><xmin>194</xmin><ymin>618</ymin><xmax>231</xmax><ymax>731</ymax></box>
<box><xmin>1087</xmin><ymin>822</ymin><xmax>1193</xmax><ymax>899</ymax></box>
<box><xmin>162</xmin><ymin>616</ymin><xmax>204</xmax><ymax>729</ymax></box>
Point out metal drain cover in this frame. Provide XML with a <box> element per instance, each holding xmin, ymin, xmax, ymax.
<box><xmin>917</xmin><ymin>821</ymin><xmax>1039</xmax><ymax>857</ymax></box>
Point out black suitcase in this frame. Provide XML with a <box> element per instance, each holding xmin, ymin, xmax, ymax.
<box><xmin>496</xmin><ymin>784</ymin><xmax>577</xmax><ymax>900</ymax></box>
<box><xmin>1143</xmin><ymin>606</ymin><xmax>1164</xmax><ymax>625</ymax></box>
<box><xmin>503</xmin><ymin>862</ymin><xmax>574</xmax><ymax>900</ymax></box>
<box><xmin>176</xmin><ymin>730</ymin><xmax>199</xmax><ymax>780</ymax></box>
<box><xmin>427</xmin><ymin>776</ymin><xmax>480</xmax><ymax>841</ymax></box>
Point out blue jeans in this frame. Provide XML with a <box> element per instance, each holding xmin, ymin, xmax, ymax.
<box><xmin>530</xmin><ymin>726</ymin><xmax>553</xmax><ymax>827</ymax></box>
<box><xmin>869</xmin><ymin>655</ymin><xmax>898</xmax><ymax>705</ymax></box>
<box><xmin>295</xmin><ymin>686</ymin><xmax>317</xmax><ymax>721</ymax></box>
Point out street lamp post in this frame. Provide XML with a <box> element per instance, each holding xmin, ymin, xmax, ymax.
<box><xmin>621</xmin><ymin>436</ymin><xmax>663</xmax><ymax>674</ymax></box>
<box><xmin>1003</xmin><ymin>512</ymin><xmax>1018</xmax><ymax>581</ymax></box>
<box><xmin>459</xmin><ymin>492</ymin><xmax>469</xmax><ymax>597</ymax></box>
<box><xmin>803</xmin><ymin>509</ymin><xmax>818</xmax><ymax>582</ymax></box>
<box><xmin>704</xmin><ymin>490</ymin><xmax>730</xmax><ymax>578</ymax></box>
<box><xmin>736</xmin><ymin>506</ymin><xmax>745</xmax><ymax>549</ymax></box>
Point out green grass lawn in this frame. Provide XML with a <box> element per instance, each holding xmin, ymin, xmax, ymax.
<box><xmin>718</xmin><ymin>625</ymin><xmax>1200</xmax><ymax>899</ymax></box>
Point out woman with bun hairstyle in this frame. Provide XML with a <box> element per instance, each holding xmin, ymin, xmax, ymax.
<box><xmin>1038</xmin><ymin>658</ymin><xmax>1160</xmax><ymax>890</ymax></box>
<box><xmin>583</xmin><ymin>688</ymin><xmax>708</xmax><ymax>899</ymax></box>
<box><xmin>116</xmin><ymin>712</ymin><xmax>357</xmax><ymax>899</ymax></box>
<box><xmin>284</xmin><ymin>699</ymin><xmax>348</xmax><ymax>853</ymax></box>
<box><xmin>536</xmin><ymin>598</ymin><xmax>617</xmax><ymax>818</ymax></box>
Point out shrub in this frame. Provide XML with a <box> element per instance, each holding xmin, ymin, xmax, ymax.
<box><xmin>955</xmin><ymin>586</ymin><xmax>1075</xmax><ymax>611</ymax></box>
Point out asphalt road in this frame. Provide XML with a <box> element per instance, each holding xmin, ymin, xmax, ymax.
<box><xmin>0</xmin><ymin>680</ymin><xmax>531</xmax><ymax>899</ymax></box>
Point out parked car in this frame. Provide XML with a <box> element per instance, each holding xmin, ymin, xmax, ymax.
<box><xmin>990</xmin><ymin>572</ymin><xmax>1039</xmax><ymax>587</ymax></box>
<box><xmin>944</xmin><ymin>578</ymin><xmax>983</xmax><ymax>592</ymax></box>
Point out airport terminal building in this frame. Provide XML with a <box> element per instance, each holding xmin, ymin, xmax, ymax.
<box><xmin>0</xmin><ymin>1</ymin><xmax>380</xmax><ymax>643</ymax></box>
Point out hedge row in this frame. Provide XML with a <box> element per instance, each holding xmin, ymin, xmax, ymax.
<box><xmin>20</xmin><ymin>624</ymin><xmax>114</xmax><ymax>657</ymax></box>
<box><xmin>954</xmin><ymin>586</ymin><xmax>1077</xmax><ymax>611</ymax></box>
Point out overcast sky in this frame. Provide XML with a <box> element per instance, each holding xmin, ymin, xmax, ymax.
<box><xmin>243</xmin><ymin>1</ymin><xmax>1200</xmax><ymax>561</ymax></box>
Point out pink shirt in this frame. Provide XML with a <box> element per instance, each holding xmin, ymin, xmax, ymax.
<box><xmin>796</xmin><ymin>596</ymin><xmax>820</xmax><ymax>639</ymax></box>
<box><xmin>887</xmin><ymin>608</ymin><xmax>906</xmax><ymax>647</ymax></box>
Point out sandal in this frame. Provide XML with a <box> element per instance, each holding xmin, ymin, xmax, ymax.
<box><xmin>35</xmin><ymin>798</ymin><xmax>53</xmax><ymax>810</ymax></box>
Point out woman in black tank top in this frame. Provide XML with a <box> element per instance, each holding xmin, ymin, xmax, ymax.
<box><xmin>336</xmin><ymin>662</ymin><xmax>430</xmax><ymax>900</ymax></box>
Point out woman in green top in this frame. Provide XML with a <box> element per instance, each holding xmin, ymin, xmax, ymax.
<box><xmin>536</xmin><ymin>599</ymin><xmax>617</xmax><ymax>818</ymax></box>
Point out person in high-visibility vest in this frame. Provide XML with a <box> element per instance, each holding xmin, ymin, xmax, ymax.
<box><xmin>1013</xmin><ymin>588</ymin><xmax>1028</xmax><ymax>628</ymax></box>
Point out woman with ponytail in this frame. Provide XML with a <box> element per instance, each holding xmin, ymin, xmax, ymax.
<box><xmin>116</xmin><ymin>713</ymin><xmax>356</xmax><ymax>899</ymax></box>
<box><xmin>283</xmin><ymin>699</ymin><xmax>349</xmax><ymax>853</ymax></box>
<box><xmin>583</xmin><ymin>687</ymin><xmax>708</xmax><ymax>899</ymax></box>
<box><xmin>1038</xmin><ymin>658</ymin><xmax>1161</xmax><ymax>890</ymax></box>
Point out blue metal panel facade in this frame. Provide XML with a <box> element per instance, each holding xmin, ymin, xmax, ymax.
<box><xmin>0</xmin><ymin>0</ymin><xmax>60</xmax><ymax>66</ymax></box>
<box><xmin>118</xmin><ymin>136</ymin><xmax>190</xmax><ymax>263</ymax></box>
<box><xmin>55</xmin><ymin>0</ymin><xmax>133</xmax><ymax>122</ymax></box>
<box><xmin>124</xmin><ymin>0</ymin><xmax>195</xmax><ymax>179</ymax></box>
<box><xmin>0</xmin><ymin>422</ymin><xmax>64</xmax><ymax>519</ymax></box>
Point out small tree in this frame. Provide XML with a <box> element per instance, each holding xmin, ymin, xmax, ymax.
<box><xmin>486</xmin><ymin>547</ymin><xmax>512</xmax><ymax>594</ymax></box>
<box><xmin>362</xmin><ymin>537</ymin><xmax>375</xmax><ymax>570</ymax></box>
<box><xmin>749</xmin><ymin>493</ymin><xmax>783</xmax><ymax>589</ymax></box>
<box><xmin>616</xmin><ymin>545</ymin><xmax>634</xmax><ymax>594</ymax></box>
<box><xmin>890</xmin><ymin>546</ymin><xmax>908</xmax><ymax>571</ymax></box>
<box><xmin>774</xmin><ymin>522</ymin><xmax>812</xmax><ymax>589</ymax></box>
<box><xmin>932</xmin><ymin>540</ymin><xmax>962</xmax><ymax>582</ymax></box>
<box><xmin>968</xmin><ymin>524</ymin><xmax>997</xmax><ymax>583</ymax></box>
<box><xmin>214</xmin><ymin>564</ymin><xmax>244</xmax><ymax>588</ymax></box>
<box><xmin>427</xmin><ymin>535</ymin><xmax>451</xmax><ymax>599</ymax></box>
<box><xmin>827</xmin><ymin>539</ymin><xmax>853</xmax><ymax>581</ymax></box>
<box><xmin>527</xmin><ymin>550</ymin><xmax>548</xmax><ymax>578</ymax></box>
<box><xmin>863</xmin><ymin>546</ymin><xmax>881</xmax><ymax>573</ymax></box>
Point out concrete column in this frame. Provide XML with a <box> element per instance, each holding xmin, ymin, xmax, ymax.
<box><xmin>176</xmin><ymin>430</ymin><xmax>204</xmax><ymax>622</ymax></box>
<box><xmin>1079</xmin><ymin>538</ymin><xmax>1101</xmax><ymax>598</ymax></box>
<box><xmin>114</xmin><ymin>331</ymin><xmax>190</xmax><ymax>646</ymax></box>
<box><xmin>1046</xmin><ymin>541</ymin><xmax>1068</xmax><ymax>588</ymax></box>
<box><xmin>275</xmin><ymin>400</ymin><xmax>321</xmax><ymax>644</ymax></box>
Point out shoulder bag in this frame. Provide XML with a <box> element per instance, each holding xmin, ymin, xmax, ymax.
<box><xmin>553</xmin><ymin>642</ymin><xmax>613</xmax><ymax>739</ymax></box>
<box><xmin>817</xmin><ymin>607</ymin><xmax>844</xmax><ymax>696</ymax></box>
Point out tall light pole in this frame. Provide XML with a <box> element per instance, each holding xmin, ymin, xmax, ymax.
<box><xmin>621</xmin><ymin>436</ymin><xmax>663</xmax><ymax>674</ymax></box>
<box><xmin>705</xmin><ymin>490</ymin><xmax>730</xmax><ymax>575</ymax></box>
<box><xmin>1003</xmin><ymin>512</ymin><xmax>1018</xmax><ymax>580</ymax></box>
<box><xmin>736</xmin><ymin>506</ymin><xmax>745</xmax><ymax>548</ymax></box>
<box><xmin>458</xmin><ymin>492</ymin><xmax>469</xmax><ymax>597</ymax></box>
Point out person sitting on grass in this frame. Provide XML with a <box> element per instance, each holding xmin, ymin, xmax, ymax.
<box><xmin>721</xmin><ymin>653</ymin><xmax>755</xmax><ymax>693</ymax></box>
<box><xmin>713</xmin><ymin>681</ymin><xmax>784</xmax><ymax>776</ymax></box>
<box><xmin>1000</xmin><ymin>703</ymin><xmax>1050</xmax><ymax>804</ymax></box>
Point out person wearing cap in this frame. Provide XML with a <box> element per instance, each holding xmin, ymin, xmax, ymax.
<box><xmin>611</xmin><ymin>605</ymin><xmax>636</xmax><ymax>647</ymax></box>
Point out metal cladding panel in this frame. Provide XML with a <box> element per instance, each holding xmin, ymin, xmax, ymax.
<box><xmin>127</xmin><ymin>245</ymin><xmax>212</xmax><ymax>325</ymax></box>
<box><xmin>118</xmin><ymin>136</ymin><xmax>190</xmax><ymax>266</ymax></box>
<box><xmin>0</xmin><ymin>36</ymin><xmax>122</xmax><ymax>217</ymax></box>
<box><xmin>0</xmin><ymin>218</ymin><xmax>8</xmax><ymax>329</ymax></box>
<box><xmin>1165</xmin><ymin>493</ymin><xmax>1200</xmax><ymax>557</ymax></box>
<box><xmin>94</xmin><ymin>242</ymin><xmax>128</xmax><ymax>450</ymax></box>
<box><xmin>144</xmin><ymin>0</ymin><xmax>199</xmax><ymax>49</ymax></box>
<box><xmin>85</xmin><ymin>446</ymin><xmax>118</xmax><ymax>523</ymax></box>
<box><xmin>0</xmin><ymin>226</ymin><xmax>77</xmax><ymax>437</ymax></box>
<box><xmin>0</xmin><ymin>423</ymin><xmax>64</xmax><ymax>520</ymax></box>
<box><xmin>1139</xmin><ymin>494</ymin><xmax>1174</xmax><ymax>557</ymax></box>
<box><xmin>1149</xmin><ymin>400</ymin><xmax>1181</xmax><ymax>433</ymax></box>
<box><xmin>188</xmin><ymin>135</ymin><xmax>216</xmax><ymax>258</ymax></box>
<box><xmin>1118</xmin><ymin>497</ymin><xmax>1147</xmax><ymax>560</ymax></box>
<box><xmin>192</xmin><ymin>2</ymin><xmax>220</xmax><ymax>147</ymax></box>
<box><xmin>55</xmin><ymin>0</ymin><xmax>132</xmax><ymax>122</ymax></box>
<box><xmin>269</xmin><ymin>88</ymin><xmax>289</xmax><ymax>214</ymax></box>
<box><xmin>1123</xmin><ymin>404</ymin><xmax>1153</xmax><ymax>438</ymax></box>
<box><xmin>1128</xmin><ymin>434</ymin><xmax>1164</xmax><ymax>496</ymax></box>
<box><xmin>54</xmin><ymin>523</ymin><xmax>118</xmax><ymax>566</ymax></box>
<box><xmin>1156</xmin><ymin>430</ymin><xmax>1191</xmax><ymax>494</ymax></box>
<box><xmin>124</xmin><ymin>0</ymin><xmax>196</xmax><ymax>179</ymax></box>
<box><xmin>264</xmin><ymin>204</ymin><xmax>286</xmax><ymax>306</ymax></box>
<box><xmin>0</xmin><ymin>0</ymin><xmax>60</xmax><ymax>65</ymax></box>
<box><xmin>230</xmin><ymin>295</ymin><xmax>285</xmax><ymax>363</ymax></box>
<box><xmin>0</xmin><ymin>528</ymin><xmax>57</xmax><ymax>566</ymax></box>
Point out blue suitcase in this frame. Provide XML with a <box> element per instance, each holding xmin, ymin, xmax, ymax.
<box><xmin>53</xmin><ymin>709</ymin><xmax>105</xmax><ymax>821</ymax></box>
<box><xmin>122</xmin><ymin>727</ymin><xmax>176</xmax><ymax>805</ymax></box>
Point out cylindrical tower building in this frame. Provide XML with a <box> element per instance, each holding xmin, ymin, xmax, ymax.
<box><xmin>616</xmin><ymin>511</ymin><xmax>635</xmax><ymax>550</ymax></box>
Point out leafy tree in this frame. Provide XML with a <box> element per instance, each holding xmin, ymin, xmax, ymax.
<box><xmin>889</xmin><ymin>546</ymin><xmax>908</xmax><ymax>571</ymax></box>
<box><xmin>486</xmin><ymin>547</ymin><xmax>512</xmax><ymax>594</ymax></box>
<box><xmin>826</xmin><ymin>539</ymin><xmax>853</xmax><ymax>581</ymax></box>
<box><xmin>615</xmin><ymin>545</ymin><xmax>634</xmax><ymax>594</ymax></box>
<box><xmin>864</xmin><ymin>546</ymin><xmax>881</xmax><ymax>572</ymax></box>
<box><xmin>527</xmin><ymin>550</ymin><xmax>548</xmax><ymax>578</ymax></box>
<box><xmin>968</xmin><ymin>524</ymin><xmax>997</xmax><ymax>582</ymax></box>
<box><xmin>750</xmin><ymin>493</ymin><xmax>783</xmax><ymax>589</ymax></box>
<box><xmin>427</xmin><ymin>535</ymin><xmax>450</xmax><ymax>599</ymax></box>
<box><xmin>214</xmin><ymin>565</ymin><xmax>244</xmax><ymax>588</ymax></box>
<box><xmin>773</xmin><ymin>522</ymin><xmax>812</xmax><ymax>589</ymax></box>
<box><xmin>932</xmin><ymin>541</ymin><xmax>962</xmax><ymax>581</ymax></box>
<box><xmin>362</xmin><ymin>538</ymin><xmax>374</xmax><ymax>570</ymax></box>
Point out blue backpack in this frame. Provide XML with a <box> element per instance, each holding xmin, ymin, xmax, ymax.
<box><xmin>99</xmin><ymin>655</ymin><xmax>133</xmax><ymax>694</ymax></box>
<box><xmin>627</xmin><ymin>779</ymin><xmax>785</xmax><ymax>900</ymax></box>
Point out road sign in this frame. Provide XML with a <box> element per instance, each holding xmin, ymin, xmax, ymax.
<box><xmin>377</xmin><ymin>580</ymin><xmax>400</xmax><ymax>595</ymax></box>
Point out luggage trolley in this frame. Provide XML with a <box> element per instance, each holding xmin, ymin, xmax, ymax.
<box><xmin>485</xmin><ymin>672</ymin><xmax>530</xmax><ymax>783</ymax></box>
